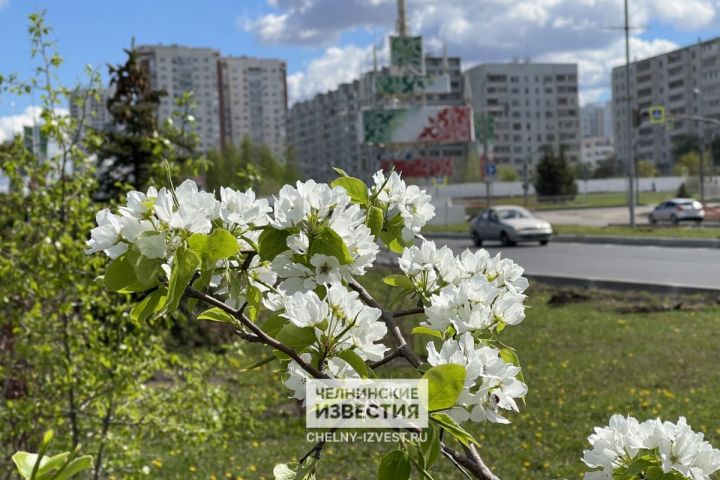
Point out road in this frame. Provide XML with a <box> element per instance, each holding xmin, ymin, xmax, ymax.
<box><xmin>535</xmin><ymin>206</ymin><xmax>654</xmax><ymax>226</ymax></box>
<box><xmin>432</xmin><ymin>237</ymin><xmax>720</xmax><ymax>292</ymax></box>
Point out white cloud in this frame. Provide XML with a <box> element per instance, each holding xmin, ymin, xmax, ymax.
<box><xmin>247</xmin><ymin>0</ymin><xmax>720</xmax><ymax>104</ymax></box>
<box><xmin>0</xmin><ymin>0</ymin><xmax>8</xmax><ymax>10</ymax></box>
<box><xmin>0</xmin><ymin>106</ymin><xmax>42</xmax><ymax>143</ymax></box>
<box><xmin>288</xmin><ymin>43</ymin><xmax>377</xmax><ymax>102</ymax></box>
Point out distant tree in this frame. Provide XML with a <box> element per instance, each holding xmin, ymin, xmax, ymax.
<box><xmin>636</xmin><ymin>159</ymin><xmax>657</xmax><ymax>178</ymax></box>
<box><xmin>575</xmin><ymin>161</ymin><xmax>593</xmax><ymax>182</ymax></box>
<box><xmin>592</xmin><ymin>154</ymin><xmax>622</xmax><ymax>178</ymax></box>
<box><xmin>533</xmin><ymin>145</ymin><xmax>578</xmax><ymax>200</ymax></box>
<box><xmin>204</xmin><ymin>136</ymin><xmax>300</xmax><ymax>195</ymax></box>
<box><xmin>93</xmin><ymin>43</ymin><xmax>166</xmax><ymax>197</ymax></box>
<box><xmin>677</xmin><ymin>182</ymin><xmax>691</xmax><ymax>198</ymax></box>
<box><xmin>674</xmin><ymin>151</ymin><xmax>712</xmax><ymax>176</ymax></box>
<box><xmin>672</xmin><ymin>134</ymin><xmax>720</xmax><ymax>168</ymax></box>
<box><xmin>498</xmin><ymin>164</ymin><xmax>518</xmax><ymax>182</ymax></box>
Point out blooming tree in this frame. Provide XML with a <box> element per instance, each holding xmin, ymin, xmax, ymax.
<box><xmin>87</xmin><ymin>169</ymin><xmax>532</xmax><ymax>479</ymax></box>
<box><xmin>583</xmin><ymin>415</ymin><xmax>720</xmax><ymax>480</ymax></box>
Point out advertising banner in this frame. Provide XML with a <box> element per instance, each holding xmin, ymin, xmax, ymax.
<box><xmin>374</xmin><ymin>73</ymin><xmax>451</xmax><ymax>95</ymax></box>
<box><xmin>379</xmin><ymin>158</ymin><xmax>454</xmax><ymax>177</ymax></box>
<box><xmin>361</xmin><ymin>106</ymin><xmax>474</xmax><ymax>144</ymax></box>
<box><xmin>390</xmin><ymin>36</ymin><xmax>423</xmax><ymax>68</ymax></box>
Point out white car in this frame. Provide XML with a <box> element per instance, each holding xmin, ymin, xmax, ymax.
<box><xmin>470</xmin><ymin>206</ymin><xmax>553</xmax><ymax>246</ymax></box>
<box><xmin>648</xmin><ymin>198</ymin><xmax>704</xmax><ymax>224</ymax></box>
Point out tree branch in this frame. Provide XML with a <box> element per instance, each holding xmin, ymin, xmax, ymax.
<box><xmin>441</xmin><ymin>444</ymin><xmax>501</xmax><ymax>480</ymax></box>
<box><xmin>393</xmin><ymin>307</ymin><xmax>425</xmax><ymax>318</ymax></box>
<box><xmin>348</xmin><ymin>280</ymin><xmax>422</xmax><ymax>368</ymax></box>
<box><xmin>185</xmin><ymin>286</ymin><xmax>327</xmax><ymax>379</ymax></box>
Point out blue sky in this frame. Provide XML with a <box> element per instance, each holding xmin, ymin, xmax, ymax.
<box><xmin>1</xmin><ymin>0</ymin><xmax>720</xmax><ymax>138</ymax></box>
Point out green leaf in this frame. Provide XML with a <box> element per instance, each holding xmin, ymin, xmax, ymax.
<box><xmin>423</xmin><ymin>364</ymin><xmax>466</xmax><ymax>411</ymax></box>
<box><xmin>275</xmin><ymin>324</ymin><xmax>316</xmax><ymax>353</ymax></box>
<box><xmin>258</xmin><ymin>227</ymin><xmax>291</xmax><ymax>261</ymax></box>
<box><xmin>407</xmin><ymin>454</ymin><xmax>435</xmax><ymax>480</ymax></box>
<box><xmin>332</xmin><ymin>167</ymin><xmax>349</xmax><ymax>177</ymax></box>
<box><xmin>52</xmin><ymin>455</ymin><xmax>93</xmax><ymax>480</ymax></box>
<box><xmin>198</xmin><ymin>307</ymin><xmax>237</xmax><ymax>324</ymax></box>
<box><xmin>129</xmin><ymin>249</ymin><xmax>163</xmax><ymax>285</ymax></box>
<box><xmin>240</xmin><ymin>355</ymin><xmax>276</xmax><ymax>372</ymax></box>
<box><xmin>411</xmin><ymin>327</ymin><xmax>442</xmax><ymax>339</ymax></box>
<box><xmin>337</xmin><ymin>350</ymin><xmax>373</xmax><ymax>378</ymax></box>
<box><xmin>308</xmin><ymin>227</ymin><xmax>353</xmax><ymax>265</ymax></box>
<box><xmin>130</xmin><ymin>288</ymin><xmax>167</xmax><ymax>324</ymax></box>
<box><xmin>165</xmin><ymin>247</ymin><xmax>200</xmax><ymax>313</ymax></box>
<box><xmin>366</xmin><ymin>206</ymin><xmax>384</xmax><ymax>237</ymax></box>
<box><xmin>331</xmin><ymin>177</ymin><xmax>368</xmax><ymax>204</ymax></box>
<box><xmin>103</xmin><ymin>254</ymin><xmax>138</xmax><ymax>292</ymax></box>
<box><xmin>246</xmin><ymin>285</ymin><xmax>262</xmax><ymax>321</ymax></box>
<box><xmin>383</xmin><ymin>274</ymin><xmax>414</xmax><ymax>289</ymax></box>
<box><xmin>188</xmin><ymin>228</ymin><xmax>239</xmax><ymax>269</ymax></box>
<box><xmin>420</xmin><ymin>427</ymin><xmax>441</xmax><ymax>469</ymax></box>
<box><xmin>377</xmin><ymin>450</ymin><xmax>411</xmax><ymax>480</ymax></box>
<box><xmin>261</xmin><ymin>314</ymin><xmax>287</xmax><ymax>337</ymax></box>
<box><xmin>430</xmin><ymin>413</ymin><xmax>479</xmax><ymax>447</ymax></box>
<box><xmin>12</xmin><ymin>452</ymin><xmax>43</xmax><ymax>479</ymax></box>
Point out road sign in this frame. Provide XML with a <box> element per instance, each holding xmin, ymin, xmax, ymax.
<box><xmin>649</xmin><ymin>105</ymin><xmax>665</xmax><ymax>124</ymax></box>
<box><xmin>485</xmin><ymin>163</ymin><xmax>497</xmax><ymax>176</ymax></box>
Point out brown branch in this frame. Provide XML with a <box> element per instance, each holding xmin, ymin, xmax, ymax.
<box><xmin>441</xmin><ymin>444</ymin><xmax>501</xmax><ymax>480</ymax></box>
<box><xmin>369</xmin><ymin>348</ymin><xmax>405</xmax><ymax>369</ymax></box>
<box><xmin>348</xmin><ymin>280</ymin><xmax>422</xmax><ymax>368</ymax></box>
<box><xmin>185</xmin><ymin>286</ymin><xmax>327</xmax><ymax>379</ymax></box>
<box><xmin>393</xmin><ymin>307</ymin><xmax>425</xmax><ymax>318</ymax></box>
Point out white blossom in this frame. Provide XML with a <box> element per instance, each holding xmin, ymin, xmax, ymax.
<box><xmin>220</xmin><ymin>186</ymin><xmax>270</xmax><ymax>230</ymax></box>
<box><xmin>310</xmin><ymin>254</ymin><xmax>342</xmax><ymax>284</ymax></box>
<box><xmin>85</xmin><ymin>209</ymin><xmax>128</xmax><ymax>258</ymax></box>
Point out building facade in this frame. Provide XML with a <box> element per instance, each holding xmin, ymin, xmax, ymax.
<box><xmin>464</xmin><ymin>62</ymin><xmax>581</xmax><ymax>170</ymax></box>
<box><xmin>581</xmin><ymin>136</ymin><xmax>614</xmax><ymax>168</ymax></box>
<box><xmin>612</xmin><ymin>38</ymin><xmax>720</xmax><ymax>174</ymax></box>
<box><xmin>69</xmin><ymin>87</ymin><xmax>115</xmax><ymax>133</ymax></box>
<box><xmin>136</xmin><ymin>45</ymin><xmax>222</xmax><ymax>152</ymax></box>
<box><xmin>581</xmin><ymin>101</ymin><xmax>614</xmax><ymax>139</ymax></box>
<box><xmin>218</xmin><ymin>56</ymin><xmax>287</xmax><ymax>159</ymax></box>
<box><xmin>287</xmin><ymin>55</ymin><xmax>468</xmax><ymax>182</ymax></box>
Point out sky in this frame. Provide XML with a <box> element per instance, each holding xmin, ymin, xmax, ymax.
<box><xmin>1</xmin><ymin>0</ymin><xmax>720</xmax><ymax>141</ymax></box>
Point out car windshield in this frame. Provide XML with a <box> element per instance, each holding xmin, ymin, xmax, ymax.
<box><xmin>497</xmin><ymin>208</ymin><xmax>533</xmax><ymax>220</ymax></box>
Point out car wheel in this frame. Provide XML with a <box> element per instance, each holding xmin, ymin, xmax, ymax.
<box><xmin>500</xmin><ymin>231</ymin><xmax>515</xmax><ymax>246</ymax></box>
<box><xmin>471</xmin><ymin>231</ymin><xmax>483</xmax><ymax>247</ymax></box>
<box><xmin>649</xmin><ymin>214</ymin><xmax>657</xmax><ymax>225</ymax></box>
<box><xmin>671</xmin><ymin>214</ymin><xmax>679</xmax><ymax>225</ymax></box>
<box><xmin>539</xmin><ymin>239</ymin><xmax>549</xmax><ymax>246</ymax></box>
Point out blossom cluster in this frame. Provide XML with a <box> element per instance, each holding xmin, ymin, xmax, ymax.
<box><xmin>583</xmin><ymin>415</ymin><xmax>720</xmax><ymax>480</ymax></box>
<box><xmin>397</xmin><ymin>240</ymin><xmax>529</xmax><ymax>424</ymax></box>
<box><xmin>370</xmin><ymin>171</ymin><xmax>435</xmax><ymax>242</ymax></box>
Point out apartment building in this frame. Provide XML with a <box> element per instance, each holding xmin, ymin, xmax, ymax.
<box><xmin>69</xmin><ymin>86</ymin><xmax>115</xmax><ymax>133</ymax></box>
<box><xmin>581</xmin><ymin>101</ymin><xmax>614</xmax><ymax>140</ymax></box>
<box><xmin>136</xmin><ymin>45</ymin><xmax>222</xmax><ymax>152</ymax></box>
<box><xmin>612</xmin><ymin>38</ymin><xmax>720</xmax><ymax>174</ymax></box>
<box><xmin>464</xmin><ymin>62</ymin><xmax>581</xmax><ymax>170</ymax></box>
<box><xmin>219</xmin><ymin>56</ymin><xmax>287</xmax><ymax>159</ymax></box>
<box><xmin>581</xmin><ymin>136</ymin><xmax>614</xmax><ymax>168</ymax></box>
<box><xmin>287</xmin><ymin>55</ymin><xmax>467</xmax><ymax>182</ymax></box>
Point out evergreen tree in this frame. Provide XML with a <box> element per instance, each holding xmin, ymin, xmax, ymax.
<box><xmin>533</xmin><ymin>145</ymin><xmax>578</xmax><ymax>200</ymax></box>
<box><xmin>94</xmin><ymin>43</ymin><xmax>166</xmax><ymax>197</ymax></box>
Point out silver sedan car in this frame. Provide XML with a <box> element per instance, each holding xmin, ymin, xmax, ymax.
<box><xmin>470</xmin><ymin>206</ymin><xmax>553</xmax><ymax>246</ymax></box>
<box><xmin>648</xmin><ymin>198</ymin><xmax>704</xmax><ymax>224</ymax></box>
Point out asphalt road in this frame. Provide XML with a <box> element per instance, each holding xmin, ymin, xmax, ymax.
<box><xmin>433</xmin><ymin>237</ymin><xmax>720</xmax><ymax>291</ymax></box>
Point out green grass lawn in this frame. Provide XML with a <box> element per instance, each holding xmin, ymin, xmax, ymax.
<box><xmin>423</xmin><ymin>222</ymin><xmax>720</xmax><ymax>239</ymax></box>
<box><xmin>462</xmin><ymin>191</ymin><xmax>671</xmax><ymax>212</ymax></box>
<box><xmin>136</xmin><ymin>274</ymin><xmax>720</xmax><ymax>480</ymax></box>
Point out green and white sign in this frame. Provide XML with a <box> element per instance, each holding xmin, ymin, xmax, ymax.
<box><xmin>374</xmin><ymin>74</ymin><xmax>450</xmax><ymax>95</ymax></box>
<box><xmin>390</xmin><ymin>36</ymin><xmax>423</xmax><ymax>68</ymax></box>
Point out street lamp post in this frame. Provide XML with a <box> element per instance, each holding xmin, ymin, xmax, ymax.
<box><xmin>624</xmin><ymin>0</ymin><xmax>636</xmax><ymax>227</ymax></box>
<box><xmin>693</xmin><ymin>87</ymin><xmax>706</xmax><ymax>203</ymax></box>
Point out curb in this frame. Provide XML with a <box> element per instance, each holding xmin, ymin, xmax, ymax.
<box><xmin>421</xmin><ymin>232</ymin><xmax>720</xmax><ymax>249</ymax></box>
<box><xmin>523</xmin><ymin>273</ymin><xmax>720</xmax><ymax>295</ymax></box>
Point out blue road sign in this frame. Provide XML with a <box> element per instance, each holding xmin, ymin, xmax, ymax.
<box><xmin>485</xmin><ymin>163</ymin><xmax>497</xmax><ymax>176</ymax></box>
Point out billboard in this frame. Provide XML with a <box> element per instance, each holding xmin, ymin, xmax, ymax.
<box><xmin>374</xmin><ymin>74</ymin><xmax>451</xmax><ymax>95</ymax></box>
<box><xmin>379</xmin><ymin>158</ymin><xmax>454</xmax><ymax>177</ymax></box>
<box><xmin>390</xmin><ymin>36</ymin><xmax>423</xmax><ymax>69</ymax></box>
<box><xmin>361</xmin><ymin>106</ymin><xmax>474</xmax><ymax>145</ymax></box>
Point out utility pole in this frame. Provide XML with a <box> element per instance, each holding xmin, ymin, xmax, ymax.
<box><xmin>624</xmin><ymin>0</ymin><xmax>636</xmax><ymax>227</ymax></box>
<box><xmin>396</xmin><ymin>0</ymin><xmax>407</xmax><ymax>37</ymax></box>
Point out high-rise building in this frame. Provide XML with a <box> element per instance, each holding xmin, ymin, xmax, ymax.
<box><xmin>464</xmin><ymin>62</ymin><xmax>581</xmax><ymax>170</ymax></box>
<box><xmin>218</xmin><ymin>56</ymin><xmax>287</xmax><ymax>159</ymax></box>
<box><xmin>69</xmin><ymin>86</ymin><xmax>115</xmax><ymax>133</ymax></box>
<box><xmin>136</xmin><ymin>45</ymin><xmax>222</xmax><ymax>152</ymax></box>
<box><xmin>581</xmin><ymin>137</ymin><xmax>614</xmax><ymax>169</ymax></box>
<box><xmin>612</xmin><ymin>38</ymin><xmax>720</xmax><ymax>174</ymax></box>
<box><xmin>287</xmin><ymin>55</ymin><xmax>468</xmax><ymax>182</ymax></box>
<box><xmin>581</xmin><ymin>101</ymin><xmax>614</xmax><ymax>140</ymax></box>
